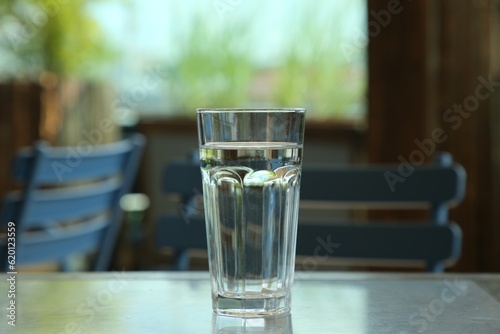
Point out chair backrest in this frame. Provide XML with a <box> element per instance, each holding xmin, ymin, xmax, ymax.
<box><xmin>1</xmin><ymin>133</ymin><xmax>145</xmax><ymax>271</ymax></box>
<box><xmin>156</xmin><ymin>153</ymin><xmax>466</xmax><ymax>272</ymax></box>
<box><xmin>297</xmin><ymin>153</ymin><xmax>466</xmax><ymax>272</ymax></box>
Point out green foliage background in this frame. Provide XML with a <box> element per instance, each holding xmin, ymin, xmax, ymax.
<box><xmin>167</xmin><ymin>15</ymin><xmax>254</xmax><ymax>113</ymax></box>
<box><xmin>165</xmin><ymin>1</ymin><xmax>366</xmax><ymax>119</ymax></box>
<box><xmin>0</xmin><ymin>0</ymin><xmax>115</xmax><ymax>80</ymax></box>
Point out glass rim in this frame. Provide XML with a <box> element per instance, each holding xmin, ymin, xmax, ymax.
<box><xmin>196</xmin><ymin>108</ymin><xmax>305</xmax><ymax>114</ymax></box>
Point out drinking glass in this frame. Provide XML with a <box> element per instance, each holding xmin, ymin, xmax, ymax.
<box><xmin>197</xmin><ymin>108</ymin><xmax>305</xmax><ymax>317</ymax></box>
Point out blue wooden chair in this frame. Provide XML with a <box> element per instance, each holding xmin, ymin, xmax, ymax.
<box><xmin>1</xmin><ymin>133</ymin><xmax>145</xmax><ymax>271</ymax></box>
<box><xmin>156</xmin><ymin>153</ymin><xmax>466</xmax><ymax>272</ymax></box>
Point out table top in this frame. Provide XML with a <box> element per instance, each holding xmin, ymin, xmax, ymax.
<box><xmin>1</xmin><ymin>272</ymin><xmax>500</xmax><ymax>334</ymax></box>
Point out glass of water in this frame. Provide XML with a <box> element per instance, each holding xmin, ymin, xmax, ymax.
<box><xmin>197</xmin><ymin>108</ymin><xmax>305</xmax><ymax>317</ymax></box>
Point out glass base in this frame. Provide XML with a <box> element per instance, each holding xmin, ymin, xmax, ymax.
<box><xmin>212</xmin><ymin>293</ymin><xmax>290</xmax><ymax>317</ymax></box>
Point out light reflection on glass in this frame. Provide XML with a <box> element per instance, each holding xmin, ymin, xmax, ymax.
<box><xmin>212</xmin><ymin>313</ymin><xmax>293</xmax><ymax>334</ymax></box>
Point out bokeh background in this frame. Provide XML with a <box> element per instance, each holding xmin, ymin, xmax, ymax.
<box><xmin>1</xmin><ymin>0</ymin><xmax>499</xmax><ymax>272</ymax></box>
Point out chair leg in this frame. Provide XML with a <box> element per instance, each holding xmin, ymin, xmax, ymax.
<box><xmin>427</xmin><ymin>261</ymin><xmax>444</xmax><ymax>273</ymax></box>
<box><xmin>172</xmin><ymin>249</ymin><xmax>190</xmax><ymax>271</ymax></box>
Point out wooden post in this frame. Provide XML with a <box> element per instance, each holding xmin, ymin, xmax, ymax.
<box><xmin>0</xmin><ymin>82</ymin><xmax>42</xmax><ymax>198</ymax></box>
<box><xmin>367</xmin><ymin>0</ymin><xmax>439</xmax><ymax>222</ymax></box>
<box><xmin>436</xmin><ymin>0</ymin><xmax>498</xmax><ymax>272</ymax></box>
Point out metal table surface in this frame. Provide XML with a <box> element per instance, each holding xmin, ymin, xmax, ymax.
<box><xmin>1</xmin><ymin>272</ymin><xmax>500</xmax><ymax>333</ymax></box>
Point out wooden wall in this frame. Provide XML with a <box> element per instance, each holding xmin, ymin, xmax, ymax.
<box><xmin>368</xmin><ymin>0</ymin><xmax>500</xmax><ymax>271</ymax></box>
